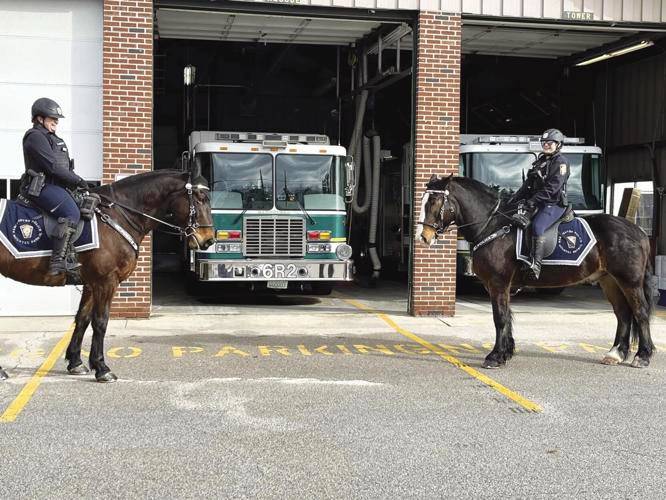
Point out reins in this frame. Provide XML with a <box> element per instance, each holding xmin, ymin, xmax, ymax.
<box><xmin>419</xmin><ymin>185</ymin><xmax>521</xmax><ymax>253</ymax></box>
<box><xmin>95</xmin><ymin>176</ymin><xmax>212</xmax><ymax>254</ymax></box>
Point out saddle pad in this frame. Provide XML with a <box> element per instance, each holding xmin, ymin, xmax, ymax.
<box><xmin>0</xmin><ymin>198</ymin><xmax>99</xmax><ymax>259</ymax></box>
<box><xmin>516</xmin><ymin>217</ymin><xmax>597</xmax><ymax>266</ymax></box>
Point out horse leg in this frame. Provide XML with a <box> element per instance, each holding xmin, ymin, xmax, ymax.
<box><xmin>65</xmin><ymin>285</ymin><xmax>93</xmax><ymax>374</ymax></box>
<box><xmin>483</xmin><ymin>284</ymin><xmax>514</xmax><ymax>369</ymax></box>
<box><xmin>598</xmin><ymin>276</ymin><xmax>632</xmax><ymax>365</ymax></box>
<box><xmin>89</xmin><ymin>281</ymin><xmax>119</xmax><ymax>382</ymax></box>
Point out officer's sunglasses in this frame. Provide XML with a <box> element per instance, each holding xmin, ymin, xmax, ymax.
<box><xmin>541</xmin><ymin>140</ymin><xmax>556</xmax><ymax>147</ymax></box>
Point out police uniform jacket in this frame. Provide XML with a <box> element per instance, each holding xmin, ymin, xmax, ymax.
<box><xmin>22</xmin><ymin>124</ymin><xmax>82</xmax><ymax>188</ymax></box>
<box><xmin>519</xmin><ymin>152</ymin><xmax>570</xmax><ymax>207</ymax></box>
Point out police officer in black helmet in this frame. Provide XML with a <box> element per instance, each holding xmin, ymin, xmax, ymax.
<box><xmin>22</xmin><ymin>97</ymin><xmax>88</xmax><ymax>277</ymax></box>
<box><xmin>511</xmin><ymin>128</ymin><xmax>571</xmax><ymax>280</ymax></box>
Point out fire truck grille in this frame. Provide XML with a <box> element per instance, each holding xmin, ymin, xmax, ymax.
<box><xmin>244</xmin><ymin>217</ymin><xmax>305</xmax><ymax>257</ymax></box>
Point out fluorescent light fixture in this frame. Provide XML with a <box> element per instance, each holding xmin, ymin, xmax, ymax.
<box><xmin>575</xmin><ymin>40</ymin><xmax>654</xmax><ymax>67</ymax></box>
<box><xmin>184</xmin><ymin>64</ymin><xmax>196</xmax><ymax>86</ymax></box>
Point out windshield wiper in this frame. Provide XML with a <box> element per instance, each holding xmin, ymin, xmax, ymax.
<box><xmin>232</xmin><ymin>208</ymin><xmax>247</xmax><ymax>224</ymax></box>
<box><xmin>283</xmin><ymin>170</ymin><xmax>315</xmax><ymax>225</ymax></box>
<box><xmin>295</xmin><ymin>199</ymin><xmax>315</xmax><ymax>225</ymax></box>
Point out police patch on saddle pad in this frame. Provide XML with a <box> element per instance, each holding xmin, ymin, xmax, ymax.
<box><xmin>516</xmin><ymin>217</ymin><xmax>597</xmax><ymax>266</ymax></box>
<box><xmin>0</xmin><ymin>199</ymin><xmax>99</xmax><ymax>259</ymax></box>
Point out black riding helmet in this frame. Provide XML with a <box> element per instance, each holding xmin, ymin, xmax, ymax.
<box><xmin>31</xmin><ymin>97</ymin><xmax>65</xmax><ymax>120</ymax></box>
<box><xmin>540</xmin><ymin>128</ymin><xmax>564</xmax><ymax>144</ymax></box>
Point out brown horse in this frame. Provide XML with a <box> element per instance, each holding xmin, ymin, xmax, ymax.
<box><xmin>417</xmin><ymin>175</ymin><xmax>655</xmax><ymax>370</ymax></box>
<box><xmin>0</xmin><ymin>170</ymin><xmax>214</xmax><ymax>382</ymax></box>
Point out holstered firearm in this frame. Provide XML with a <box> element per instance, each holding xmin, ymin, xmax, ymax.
<box><xmin>25</xmin><ymin>169</ymin><xmax>46</xmax><ymax>197</ymax></box>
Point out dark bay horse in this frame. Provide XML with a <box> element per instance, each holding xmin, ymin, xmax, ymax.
<box><xmin>417</xmin><ymin>175</ymin><xmax>655</xmax><ymax>369</ymax></box>
<box><xmin>0</xmin><ymin>170</ymin><xmax>214</xmax><ymax>382</ymax></box>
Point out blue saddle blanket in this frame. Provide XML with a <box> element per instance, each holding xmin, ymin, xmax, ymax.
<box><xmin>516</xmin><ymin>217</ymin><xmax>597</xmax><ymax>266</ymax></box>
<box><xmin>0</xmin><ymin>199</ymin><xmax>99</xmax><ymax>259</ymax></box>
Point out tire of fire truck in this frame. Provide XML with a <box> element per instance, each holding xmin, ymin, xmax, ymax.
<box><xmin>535</xmin><ymin>287</ymin><xmax>565</xmax><ymax>296</ymax></box>
<box><xmin>310</xmin><ymin>283</ymin><xmax>333</xmax><ymax>295</ymax></box>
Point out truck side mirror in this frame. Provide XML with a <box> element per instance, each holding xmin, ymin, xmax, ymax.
<box><xmin>181</xmin><ymin>151</ymin><xmax>190</xmax><ymax>171</ymax></box>
<box><xmin>344</xmin><ymin>155</ymin><xmax>355</xmax><ymax>202</ymax></box>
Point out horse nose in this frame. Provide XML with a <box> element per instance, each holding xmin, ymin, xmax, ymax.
<box><xmin>203</xmin><ymin>238</ymin><xmax>215</xmax><ymax>249</ymax></box>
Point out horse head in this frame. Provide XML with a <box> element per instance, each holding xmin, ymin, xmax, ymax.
<box><xmin>416</xmin><ymin>174</ymin><xmax>456</xmax><ymax>246</ymax></box>
<box><xmin>168</xmin><ymin>172</ymin><xmax>215</xmax><ymax>250</ymax></box>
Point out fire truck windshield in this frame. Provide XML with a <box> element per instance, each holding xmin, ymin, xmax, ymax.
<box><xmin>275</xmin><ymin>154</ymin><xmax>345</xmax><ymax>211</ymax></box>
<box><xmin>460</xmin><ymin>152</ymin><xmax>603</xmax><ymax>211</ymax></box>
<box><xmin>198</xmin><ymin>152</ymin><xmax>273</xmax><ymax>210</ymax></box>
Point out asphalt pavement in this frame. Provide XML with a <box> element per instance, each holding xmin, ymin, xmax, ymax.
<box><xmin>0</xmin><ymin>282</ymin><xmax>665</xmax><ymax>498</ymax></box>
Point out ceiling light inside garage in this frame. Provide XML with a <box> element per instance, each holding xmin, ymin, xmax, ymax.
<box><xmin>575</xmin><ymin>40</ymin><xmax>654</xmax><ymax>66</ymax></box>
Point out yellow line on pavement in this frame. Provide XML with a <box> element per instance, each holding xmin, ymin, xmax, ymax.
<box><xmin>0</xmin><ymin>323</ymin><xmax>75</xmax><ymax>423</ymax></box>
<box><xmin>342</xmin><ymin>298</ymin><xmax>542</xmax><ymax>414</ymax></box>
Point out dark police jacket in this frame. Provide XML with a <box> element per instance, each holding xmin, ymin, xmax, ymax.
<box><xmin>22</xmin><ymin>124</ymin><xmax>82</xmax><ymax>188</ymax></box>
<box><xmin>515</xmin><ymin>152</ymin><xmax>570</xmax><ymax>207</ymax></box>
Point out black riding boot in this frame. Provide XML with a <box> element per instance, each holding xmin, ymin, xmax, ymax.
<box><xmin>49</xmin><ymin>218</ymin><xmax>81</xmax><ymax>277</ymax></box>
<box><xmin>529</xmin><ymin>236</ymin><xmax>547</xmax><ymax>280</ymax></box>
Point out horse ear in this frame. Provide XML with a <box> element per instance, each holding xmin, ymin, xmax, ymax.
<box><xmin>429</xmin><ymin>174</ymin><xmax>438</xmax><ymax>183</ymax></box>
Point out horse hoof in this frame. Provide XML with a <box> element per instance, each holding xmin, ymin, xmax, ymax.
<box><xmin>96</xmin><ymin>372</ymin><xmax>118</xmax><ymax>383</ymax></box>
<box><xmin>0</xmin><ymin>369</ymin><xmax>8</xmax><ymax>380</ymax></box>
<box><xmin>601</xmin><ymin>347</ymin><xmax>624</xmax><ymax>365</ymax></box>
<box><xmin>482</xmin><ymin>359</ymin><xmax>504</xmax><ymax>369</ymax></box>
<box><xmin>630</xmin><ymin>355</ymin><xmax>650</xmax><ymax>369</ymax></box>
<box><xmin>67</xmin><ymin>363</ymin><xmax>90</xmax><ymax>375</ymax></box>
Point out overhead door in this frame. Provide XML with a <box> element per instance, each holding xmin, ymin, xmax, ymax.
<box><xmin>0</xmin><ymin>0</ymin><xmax>102</xmax><ymax>316</ymax></box>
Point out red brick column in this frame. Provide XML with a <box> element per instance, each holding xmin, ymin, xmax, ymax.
<box><xmin>103</xmin><ymin>0</ymin><xmax>153</xmax><ymax>318</ymax></box>
<box><xmin>409</xmin><ymin>12</ymin><xmax>461</xmax><ymax>316</ymax></box>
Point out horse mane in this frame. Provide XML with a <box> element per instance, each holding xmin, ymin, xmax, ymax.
<box><xmin>94</xmin><ymin>169</ymin><xmax>187</xmax><ymax>205</ymax></box>
<box><xmin>428</xmin><ymin>175</ymin><xmax>520</xmax><ymax>213</ymax></box>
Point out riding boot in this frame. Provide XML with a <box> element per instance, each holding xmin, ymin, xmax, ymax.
<box><xmin>49</xmin><ymin>218</ymin><xmax>81</xmax><ymax>277</ymax></box>
<box><xmin>529</xmin><ymin>236</ymin><xmax>547</xmax><ymax>280</ymax></box>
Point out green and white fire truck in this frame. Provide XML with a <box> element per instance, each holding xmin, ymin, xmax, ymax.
<box><xmin>182</xmin><ymin>131</ymin><xmax>355</xmax><ymax>294</ymax></box>
<box><xmin>457</xmin><ymin>134</ymin><xmax>605</xmax><ymax>278</ymax></box>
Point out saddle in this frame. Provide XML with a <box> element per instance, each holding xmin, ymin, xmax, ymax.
<box><xmin>16</xmin><ymin>193</ymin><xmax>86</xmax><ymax>240</ymax></box>
<box><xmin>526</xmin><ymin>204</ymin><xmax>574</xmax><ymax>258</ymax></box>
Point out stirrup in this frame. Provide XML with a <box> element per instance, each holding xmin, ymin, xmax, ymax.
<box><xmin>65</xmin><ymin>268</ymin><xmax>82</xmax><ymax>286</ymax></box>
<box><xmin>529</xmin><ymin>260</ymin><xmax>542</xmax><ymax>280</ymax></box>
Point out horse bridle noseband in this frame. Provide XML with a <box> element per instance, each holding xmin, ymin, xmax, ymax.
<box><xmin>96</xmin><ymin>176</ymin><xmax>213</xmax><ymax>253</ymax></box>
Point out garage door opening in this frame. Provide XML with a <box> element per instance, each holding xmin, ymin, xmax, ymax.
<box><xmin>456</xmin><ymin>19</ymin><xmax>666</xmax><ymax>295</ymax></box>
<box><xmin>152</xmin><ymin>6</ymin><xmax>416</xmax><ymax>305</ymax></box>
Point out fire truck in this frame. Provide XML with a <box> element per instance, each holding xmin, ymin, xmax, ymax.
<box><xmin>457</xmin><ymin>134</ymin><xmax>605</xmax><ymax>278</ymax></box>
<box><xmin>182</xmin><ymin>131</ymin><xmax>355</xmax><ymax>295</ymax></box>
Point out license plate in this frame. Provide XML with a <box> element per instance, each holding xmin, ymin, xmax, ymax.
<box><xmin>255</xmin><ymin>263</ymin><xmax>299</xmax><ymax>279</ymax></box>
<box><xmin>267</xmin><ymin>280</ymin><xmax>288</xmax><ymax>289</ymax></box>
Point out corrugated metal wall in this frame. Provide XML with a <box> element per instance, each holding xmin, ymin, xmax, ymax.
<box><xmin>600</xmin><ymin>53</ymin><xmax>665</xmax><ymax>183</ymax></box>
<box><xmin>243</xmin><ymin>0</ymin><xmax>666</xmax><ymax>21</ymax></box>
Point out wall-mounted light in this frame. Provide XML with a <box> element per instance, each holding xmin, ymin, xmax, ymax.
<box><xmin>184</xmin><ymin>64</ymin><xmax>196</xmax><ymax>86</ymax></box>
<box><xmin>575</xmin><ymin>40</ymin><xmax>654</xmax><ymax>67</ymax></box>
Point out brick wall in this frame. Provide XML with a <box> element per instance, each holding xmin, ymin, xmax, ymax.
<box><xmin>103</xmin><ymin>0</ymin><xmax>153</xmax><ymax>318</ymax></box>
<box><xmin>409</xmin><ymin>12</ymin><xmax>461</xmax><ymax>316</ymax></box>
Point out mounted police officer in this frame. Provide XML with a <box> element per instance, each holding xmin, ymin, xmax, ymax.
<box><xmin>511</xmin><ymin>128</ymin><xmax>571</xmax><ymax>280</ymax></box>
<box><xmin>22</xmin><ymin>98</ymin><xmax>88</xmax><ymax>277</ymax></box>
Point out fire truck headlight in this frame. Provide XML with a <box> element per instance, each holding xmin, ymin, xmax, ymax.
<box><xmin>336</xmin><ymin>244</ymin><xmax>353</xmax><ymax>261</ymax></box>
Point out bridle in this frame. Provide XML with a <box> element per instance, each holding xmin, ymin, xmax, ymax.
<box><xmin>96</xmin><ymin>175</ymin><xmax>213</xmax><ymax>251</ymax></box>
<box><xmin>419</xmin><ymin>187</ymin><xmax>502</xmax><ymax>242</ymax></box>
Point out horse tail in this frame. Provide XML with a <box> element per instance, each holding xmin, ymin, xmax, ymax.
<box><xmin>643</xmin><ymin>252</ymin><xmax>655</xmax><ymax>321</ymax></box>
<box><xmin>628</xmin><ymin>247</ymin><xmax>655</xmax><ymax>348</ymax></box>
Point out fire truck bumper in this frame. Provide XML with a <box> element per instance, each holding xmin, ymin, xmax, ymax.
<box><xmin>197</xmin><ymin>259</ymin><xmax>354</xmax><ymax>282</ymax></box>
